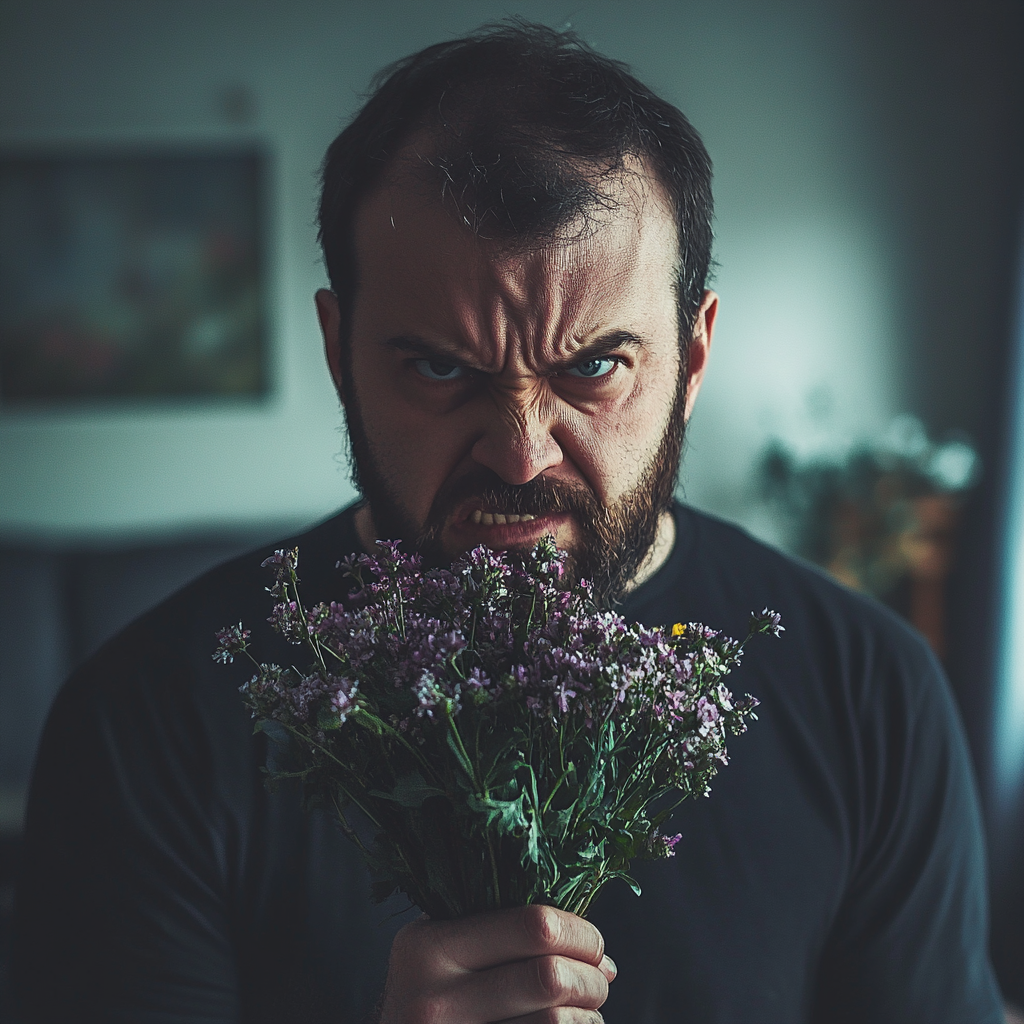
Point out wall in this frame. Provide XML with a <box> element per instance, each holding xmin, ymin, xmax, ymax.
<box><xmin>1</xmin><ymin>0</ymin><xmax>1023</xmax><ymax>796</ymax></box>
<box><xmin>5</xmin><ymin>0</ymin><xmax>1018</xmax><ymax>547</ymax></box>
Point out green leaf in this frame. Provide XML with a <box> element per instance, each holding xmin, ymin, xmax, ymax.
<box><xmin>253</xmin><ymin>718</ymin><xmax>290</xmax><ymax>745</ymax></box>
<box><xmin>609</xmin><ymin>871</ymin><xmax>643</xmax><ymax>897</ymax></box>
<box><xmin>350</xmin><ymin>706</ymin><xmax>386</xmax><ymax>735</ymax></box>
<box><xmin>370</xmin><ymin>772</ymin><xmax>446</xmax><ymax>808</ymax></box>
<box><xmin>549</xmin><ymin>807</ymin><xmax>574</xmax><ymax>839</ymax></box>
<box><xmin>466</xmin><ymin>792</ymin><xmax>529</xmax><ymax>833</ymax></box>
<box><xmin>524</xmin><ymin>811</ymin><xmax>542</xmax><ymax>865</ymax></box>
<box><xmin>317</xmin><ymin>705</ymin><xmax>345</xmax><ymax>731</ymax></box>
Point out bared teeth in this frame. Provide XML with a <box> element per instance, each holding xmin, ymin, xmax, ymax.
<box><xmin>470</xmin><ymin>510</ymin><xmax>540</xmax><ymax>526</ymax></box>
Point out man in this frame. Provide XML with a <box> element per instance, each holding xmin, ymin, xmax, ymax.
<box><xmin>13</xmin><ymin>22</ymin><xmax>1003</xmax><ymax>1023</ymax></box>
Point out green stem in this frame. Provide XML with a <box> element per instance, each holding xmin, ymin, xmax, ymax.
<box><xmin>486</xmin><ymin>833</ymin><xmax>502</xmax><ymax>908</ymax></box>
<box><xmin>541</xmin><ymin>762</ymin><xmax>574</xmax><ymax>816</ymax></box>
<box><xmin>285</xmin><ymin>570</ymin><xmax>326</xmax><ymax>675</ymax></box>
<box><xmin>328</xmin><ymin>789</ymin><xmax>371</xmax><ymax>855</ymax></box>
<box><xmin>525</xmin><ymin>590</ymin><xmax>537</xmax><ymax>636</ymax></box>
<box><xmin>366</xmin><ymin>714</ymin><xmax>436</xmax><ymax>774</ymax></box>
<box><xmin>275</xmin><ymin>721</ymin><xmax>391</xmax><ymax>831</ymax></box>
<box><xmin>446</xmin><ymin>712</ymin><xmax>480</xmax><ymax>789</ymax></box>
<box><xmin>305</xmin><ymin>734</ymin><xmax>432</xmax><ymax>901</ymax></box>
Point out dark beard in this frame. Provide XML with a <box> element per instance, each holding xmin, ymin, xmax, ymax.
<box><xmin>340</xmin><ymin>365</ymin><xmax>687</xmax><ymax>609</ymax></box>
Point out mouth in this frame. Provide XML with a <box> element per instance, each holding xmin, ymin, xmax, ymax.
<box><xmin>448</xmin><ymin>505</ymin><xmax>571</xmax><ymax>546</ymax></box>
<box><xmin>467</xmin><ymin>510</ymin><xmax>538</xmax><ymax>526</ymax></box>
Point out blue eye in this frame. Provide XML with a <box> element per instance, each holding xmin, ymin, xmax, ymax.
<box><xmin>413</xmin><ymin>359</ymin><xmax>468</xmax><ymax>381</ymax></box>
<box><xmin>565</xmin><ymin>357</ymin><xmax>617</xmax><ymax>379</ymax></box>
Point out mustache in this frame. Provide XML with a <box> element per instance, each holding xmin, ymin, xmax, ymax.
<box><xmin>418</xmin><ymin>469</ymin><xmax>605</xmax><ymax>542</ymax></box>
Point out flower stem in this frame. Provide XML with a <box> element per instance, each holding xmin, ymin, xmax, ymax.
<box><xmin>486</xmin><ymin>833</ymin><xmax>502</xmax><ymax>908</ymax></box>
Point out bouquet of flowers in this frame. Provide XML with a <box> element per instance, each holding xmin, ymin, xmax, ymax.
<box><xmin>215</xmin><ymin>537</ymin><xmax>780</xmax><ymax>920</ymax></box>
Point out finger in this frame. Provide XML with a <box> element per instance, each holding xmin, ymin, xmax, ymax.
<box><xmin>598</xmin><ymin>955</ymin><xmax>617</xmax><ymax>983</ymax></box>
<box><xmin>500</xmin><ymin>1010</ymin><xmax>604</xmax><ymax>1024</ymax></box>
<box><xmin>456</xmin><ymin>953</ymin><xmax>609</xmax><ymax>1021</ymax></box>
<box><xmin>433</xmin><ymin>904</ymin><xmax>606</xmax><ymax>972</ymax></box>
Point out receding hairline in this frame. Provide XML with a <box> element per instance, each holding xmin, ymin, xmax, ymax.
<box><xmin>367</xmin><ymin>129</ymin><xmax>682</xmax><ymax>264</ymax></box>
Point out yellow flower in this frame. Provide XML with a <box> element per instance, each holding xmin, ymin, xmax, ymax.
<box><xmin>671</xmin><ymin>623</ymin><xmax>686</xmax><ymax>636</ymax></box>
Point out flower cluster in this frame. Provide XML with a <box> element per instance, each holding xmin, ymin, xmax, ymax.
<box><xmin>216</xmin><ymin>537</ymin><xmax>777</xmax><ymax>919</ymax></box>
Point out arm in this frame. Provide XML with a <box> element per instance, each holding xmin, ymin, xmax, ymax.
<box><xmin>812</xmin><ymin>638</ymin><xmax>1003</xmax><ymax>1024</ymax></box>
<box><xmin>12</xmin><ymin>640</ymin><xmax>242</xmax><ymax>1023</ymax></box>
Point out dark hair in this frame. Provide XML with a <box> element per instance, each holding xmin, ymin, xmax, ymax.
<box><xmin>317</xmin><ymin>20</ymin><xmax>713</xmax><ymax>347</ymax></box>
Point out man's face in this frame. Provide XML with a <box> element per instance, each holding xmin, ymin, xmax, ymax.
<box><xmin>318</xmin><ymin>161</ymin><xmax>714</xmax><ymax>603</ymax></box>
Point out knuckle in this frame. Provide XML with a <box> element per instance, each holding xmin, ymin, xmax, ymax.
<box><xmin>391</xmin><ymin>918</ymin><xmax>427</xmax><ymax>959</ymax></box>
<box><xmin>403</xmin><ymin>993</ymin><xmax>446</xmax><ymax>1024</ymax></box>
<box><xmin>534</xmin><ymin>954</ymin><xmax>571</xmax><ymax>1002</ymax></box>
<box><xmin>536</xmin><ymin>1010</ymin><xmax>604</xmax><ymax>1024</ymax></box>
<box><xmin>523</xmin><ymin>903</ymin><xmax>562</xmax><ymax>952</ymax></box>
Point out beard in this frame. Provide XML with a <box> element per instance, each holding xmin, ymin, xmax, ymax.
<box><xmin>340</xmin><ymin>366</ymin><xmax>687</xmax><ymax>609</ymax></box>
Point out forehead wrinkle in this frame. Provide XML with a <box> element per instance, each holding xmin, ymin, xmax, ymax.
<box><xmin>357</xmin><ymin>156</ymin><xmax>676</xmax><ymax>379</ymax></box>
<box><xmin>484</xmin><ymin>244</ymin><xmax>609</xmax><ymax>377</ymax></box>
<box><xmin>457</xmin><ymin>255</ymin><xmax>545</xmax><ymax>378</ymax></box>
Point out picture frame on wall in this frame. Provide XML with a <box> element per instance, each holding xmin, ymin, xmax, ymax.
<box><xmin>0</xmin><ymin>146</ymin><xmax>268</xmax><ymax>404</ymax></box>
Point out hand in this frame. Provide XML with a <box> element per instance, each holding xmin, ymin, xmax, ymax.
<box><xmin>378</xmin><ymin>904</ymin><xmax>617</xmax><ymax>1023</ymax></box>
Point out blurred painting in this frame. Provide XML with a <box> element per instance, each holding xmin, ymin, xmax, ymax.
<box><xmin>0</xmin><ymin>148</ymin><xmax>267</xmax><ymax>403</ymax></box>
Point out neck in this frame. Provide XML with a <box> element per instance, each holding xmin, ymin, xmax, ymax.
<box><xmin>354</xmin><ymin>503</ymin><xmax>676</xmax><ymax>592</ymax></box>
<box><xmin>353</xmin><ymin>502</ymin><xmax>377</xmax><ymax>555</ymax></box>
<box><xmin>623</xmin><ymin>508</ymin><xmax>676</xmax><ymax>593</ymax></box>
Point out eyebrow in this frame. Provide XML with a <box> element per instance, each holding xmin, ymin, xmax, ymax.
<box><xmin>384</xmin><ymin>335</ymin><xmax>466</xmax><ymax>359</ymax></box>
<box><xmin>383</xmin><ymin>330</ymin><xmax>645</xmax><ymax>372</ymax></box>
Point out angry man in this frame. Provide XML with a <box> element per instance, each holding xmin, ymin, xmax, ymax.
<box><xmin>13</xmin><ymin>22</ymin><xmax>1003</xmax><ymax>1024</ymax></box>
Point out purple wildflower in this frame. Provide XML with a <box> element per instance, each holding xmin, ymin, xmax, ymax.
<box><xmin>261</xmin><ymin>547</ymin><xmax>298</xmax><ymax>581</ymax></box>
<box><xmin>752</xmin><ymin>608</ymin><xmax>784</xmax><ymax>637</ymax></box>
<box><xmin>213</xmin><ymin>623</ymin><xmax>250</xmax><ymax>664</ymax></box>
<box><xmin>217</xmin><ymin>535</ymin><xmax>772</xmax><ymax>919</ymax></box>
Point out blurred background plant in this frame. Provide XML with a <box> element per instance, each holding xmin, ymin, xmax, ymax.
<box><xmin>759</xmin><ymin>415</ymin><xmax>980</xmax><ymax>658</ymax></box>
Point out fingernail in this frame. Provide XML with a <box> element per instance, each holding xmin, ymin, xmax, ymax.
<box><xmin>601</xmin><ymin>954</ymin><xmax>617</xmax><ymax>979</ymax></box>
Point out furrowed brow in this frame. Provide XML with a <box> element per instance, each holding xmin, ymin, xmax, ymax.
<box><xmin>384</xmin><ymin>335</ymin><xmax>470</xmax><ymax>362</ymax></box>
<box><xmin>383</xmin><ymin>330</ymin><xmax>644</xmax><ymax>373</ymax></box>
<box><xmin>549</xmin><ymin>330</ymin><xmax>645</xmax><ymax>371</ymax></box>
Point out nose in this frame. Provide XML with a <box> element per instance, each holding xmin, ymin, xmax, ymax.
<box><xmin>470</xmin><ymin>386</ymin><xmax>564</xmax><ymax>486</ymax></box>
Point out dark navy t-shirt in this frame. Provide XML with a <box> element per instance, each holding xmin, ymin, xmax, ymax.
<box><xmin>12</xmin><ymin>503</ymin><xmax>1003</xmax><ymax>1022</ymax></box>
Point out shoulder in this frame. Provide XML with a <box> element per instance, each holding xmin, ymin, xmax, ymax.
<box><xmin>41</xmin><ymin>507</ymin><xmax>363</xmax><ymax>778</ymax></box>
<box><xmin>658</xmin><ymin>503</ymin><xmax>957</xmax><ymax>747</ymax></box>
<box><xmin>669</xmin><ymin>503</ymin><xmax>935</xmax><ymax>666</ymax></box>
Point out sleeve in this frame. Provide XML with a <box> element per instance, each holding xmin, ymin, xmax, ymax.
<box><xmin>812</xmin><ymin>633</ymin><xmax>1004</xmax><ymax>1024</ymax></box>
<box><xmin>11</xmin><ymin>630</ymin><xmax>243</xmax><ymax>1024</ymax></box>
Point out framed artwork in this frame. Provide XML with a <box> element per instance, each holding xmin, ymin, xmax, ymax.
<box><xmin>0</xmin><ymin>147</ymin><xmax>268</xmax><ymax>403</ymax></box>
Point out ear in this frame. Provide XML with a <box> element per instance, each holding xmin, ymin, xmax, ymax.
<box><xmin>315</xmin><ymin>288</ymin><xmax>346</xmax><ymax>405</ymax></box>
<box><xmin>684</xmin><ymin>290</ymin><xmax>718</xmax><ymax>422</ymax></box>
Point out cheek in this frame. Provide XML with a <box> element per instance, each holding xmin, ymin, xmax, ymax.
<box><xmin>350</xmin><ymin>352</ymin><xmax>466</xmax><ymax>515</ymax></box>
<box><xmin>556</xmin><ymin>359</ymin><xmax>679</xmax><ymax>501</ymax></box>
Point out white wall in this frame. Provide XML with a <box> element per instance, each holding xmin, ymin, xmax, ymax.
<box><xmin>0</xmin><ymin>0</ymin><xmax>926</xmax><ymax>543</ymax></box>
